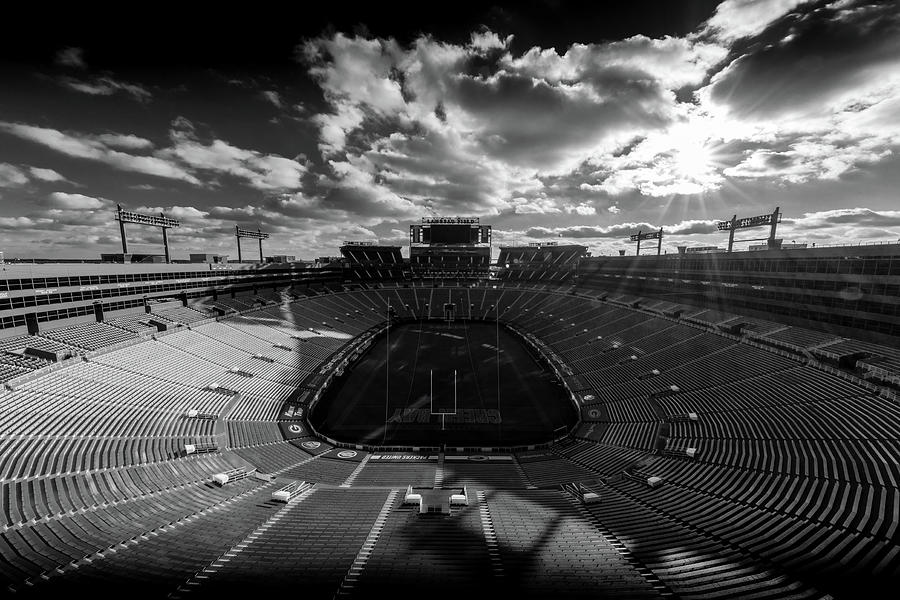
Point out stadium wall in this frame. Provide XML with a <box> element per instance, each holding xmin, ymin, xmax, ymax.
<box><xmin>576</xmin><ymin>243</ymin><xmax>900</xmax><ymax>344</ymax></box>
<box><xmin>0</xmin><ymin>262</ymin><xmax>341</xmax><ymax>337</ymax></box>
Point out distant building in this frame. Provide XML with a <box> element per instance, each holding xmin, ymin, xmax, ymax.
<box><xmin>190</xmin><ymin>253</ymin><xmax>230</xmax><ymax>264</ymax></box>
<box><xmin>750</xmin><ymin>243</ymin><xmax>807</xmax><ymax>251</ymax></box>
<box><xmin>265</xmin><ymin>255</ymin><xmax>296</xmax><ymax>264</ymax></box>
<box><xmin>678</xmin><ymin>246</ymin><xmax>724</xmax><ymax>254</ymax></box>
<box><xmin>100</xmin><ymin>253</ymin><xmax>166</xmax><ymax>263</ymax></box>
<box><xmin>315</xmin><ymin>256</ymin><xmax>347</xmax><ymax>268</ymax></box>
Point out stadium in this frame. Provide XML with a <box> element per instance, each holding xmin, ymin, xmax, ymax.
<box><xmin>0</xmin><ymin>209</ymin><xmax>899</xmax><ymax>599</ymax></box>
<box><xmin>2</xmin><ymin>1</ymin><xmax>900</xmax><ymax>598</ymax></box>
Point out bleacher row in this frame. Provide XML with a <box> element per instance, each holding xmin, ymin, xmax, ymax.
<box><xmin>0</xmin><ymin>287</ymin><xmax>385</xmax><ymax>593</ymax></box>
<box><xmin>0</xmin><ymin>283</ymin><xmax>897</xmax><ymax>597</ymax></box>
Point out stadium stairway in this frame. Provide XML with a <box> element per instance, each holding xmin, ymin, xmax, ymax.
<box><xmin>5</xmin><ymin>478</ymin><xmax>278</xmax><ymax>597</ymax></box>
<box><xmin>176</xmin><ymin>487</ymin><xmax>392</xmax><ymax>598</ymax></box>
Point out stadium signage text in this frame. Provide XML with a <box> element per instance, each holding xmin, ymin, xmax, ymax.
<box><xmin>629</xmin><ymin>231</ymin><xmax>662</xmax><ymax>241</ymax></box>
<box><xmin>716</xmin><ymin>213</ymin><xmax>777</xmax><ymax>230</ymax></box>
<box><xmin>370</xmin><ymin>454</ymin><xmax>435</xmax><ymax>461</ymax></box>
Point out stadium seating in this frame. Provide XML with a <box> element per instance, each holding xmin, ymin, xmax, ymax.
<box><xmin>103</xmin><ymin>313</ymin><xmax>160</xmax><ymax>335</ymax></box>
<box><xmin>1</xmin><ymin>282</ymin><xmax>898</xmax><ymax>597</ymax></box>
<box><xmin>181</xmin><ymin>488</ymin><xmax>392</xmax><ymax>596</ymax></box>
<box><xmin>7</xmin><ymin>481</ymin><xmax>278</xmax><ymax>596</ymax></box>
<box><xmin>484</xmin><ymin>490</ymin><xmax>662</xmax><ymax>597</ymax></box>
<box><xmin>441</xmin><ymin>457</ymin><xmax>530</xmax><ymax>489</ymax></box>
<box><xmin>38</xmin><ymin>321</ymin><xmax>138</xmax><ymax>351</ymax></box>
<box><xmin>153</xmin><ymin>304</ymin><xmax>213</xmax><ymax>325</ymax></box>
<box><xmin>351</xmin><ymin>460</ymin><xmax>437</xmax><ymax>487</ymax></box>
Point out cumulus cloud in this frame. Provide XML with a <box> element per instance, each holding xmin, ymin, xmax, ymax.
<box><xmin>724</xmin><ymin>138</ymin><xmax>893</xmax><ymax>183</ymax></box>
<box><xmin>364</xmin><ymin>128</ymin><xmax>531</xmax><ymax>216</ymax></box>
<box><xmin>527</xmin><ymin>219</ymin><xmax>719</xmax><ymax>239</ymax></box>
<box><xmin>6</xmin><ymin>4</ymin><xmax>900</xmax><ymax>258</ymax></box>
<box><xmin>47</xmin><ymin>192</ymin><xmax>108</xmax><ymax>210</ymax></box>
<box><xmin>0</xmin><ymin>163</ymin><xmax>30</xmax><ymax>187</ymax></box>
<box><xmin>0</xmin><ymin>216</ymin><xmax>54</xmax><ymax>230</ymax></box>
<box><xmin>701</xmin><ymin>2</ymin><xmax>900</xmax><ymax>122</ymax></box>
<box><xmin>59</xmin><ymin>76</ymin><xmax>153</xmax><ymax>102</ymax></box>
<box><xmin>762</xmin><ymin>207</ymin><xmax>900</xmax><ymax>247</ymax></box>
<box><xmin>303</xmin><ymin>33</ymin><xmax>407</xmax><ymax>156</ymax></box>
<box><xmin>261</xmin><ymin>90</ymin><xmax>283</xmax><ymax>108</ymax></box>
<box><xmin>691</xmin><ymin>1</ymin><xmax>900</xmax><ymax>187</ymax></box>
<box><xmin>507</xmin><ymin>35</ymin><xmax>728</xmax><ymax>91</ymax></box>
<box><xmin>137</xmin><ymin>204</ymin><xmax>209</xmax><ymax>222</ymax></box>
<box><xmin>322</xmin><ymin>156</ymin><xmax>419</xmax><ymax>219</ymax></box>
<box><xmin>93</xmin><ymin>133</ymin><xmax>155</xmax><ymax>150</ymax></box>
<box><xmin>451</xmin><ymin>70</ymin><xmax>673</xmax><ymax>171</ymax></box>
<box><xmin>513</xmin><ymin>198</ymin><xmax>561</xmax><ymax>214</ymax></box>
<box><xmin>566</xmin><ymin>203</ymin><xmax>596</xmax><ymax>216</ymax></box>
<box><xmin>470</xmin><ymin>30</ymin><xmax>513</xmax><ymax>52</ymax></box>
<box><xmin>0</xmin><ymin>119</ymin><xmax>309</xmax><ymax>193</ymax></box>
<box><xmin>163</xmin><ymin>117</ymin><xmax>308</xmax><ymax>191</ymax></box>
<box><xmin>301</xmin><ymin>30</ymin><xmax>684</xmax><ymax>172</ymax></box>
<box><xmin>296</xmin><ymin>27</ymin><xmax>718</xmax><ymax>232</ymax></box>
<box><xmin>28</xmin><ymin>167</ymin><xmax>70</xmax><ymax>183</ymax></box>
<box><xmin>0</xmin><ymin>164</ymin><xmax>74</xmax><ymax>188</ymax></box>
<box><xmin>701</xmin><ymin>0</ymin><xmax>812</xmax><ymax>42</ymax></box>
<box><xmin>286</xmin><ymin>9</ymin><xmax>900</xmax><ymax>252</ymax></box>
<box><xmin>580</xmin><ymin>109</ymin><xmax>728</xmax><ymax>196</ymax></box>
<box><xmin>789</xmin><ymin>207</ymin><xmax>900</xmax><ymax>229</ymax></box>
<box><xmin>0</xmin><ymin>121</ymin><xmax>201</xmax><ymax>185</ymax></box>
<box><xmin>55</xmin><ymin>47</ymin><xmax>86</xmax><ymax>69</ymax></box>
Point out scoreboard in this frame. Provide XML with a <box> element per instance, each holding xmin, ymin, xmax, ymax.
<box><xmin>410</xmin><ymin>217</ymin><xmax>491</xmax><ymax>245</ymax></box>
<box><xmin>430</xmin><ymin>224</ymin><xmax>475</xmax><ymax>243</ymax></box>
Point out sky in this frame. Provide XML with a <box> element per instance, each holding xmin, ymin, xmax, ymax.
<box><xmin>1</xmin><ymin>0</ymin><xmax>899</xmax><ymax>260</ymax></box>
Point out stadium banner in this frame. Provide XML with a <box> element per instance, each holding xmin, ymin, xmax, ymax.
<box><xmin>716</xmin><ymin>212</ymin><xmax>778</xmax><ymax>230</ymax></box>
<box><xmin>444</xmin><ymin>454</ymin><xmax>513</xmax><ymax>461</ymax></box>
<box><xmin>279</xmin><ymin>421</ymin><xmax>310</xmax><ymax>439</ymax></box>
<box><xmin>368</xmin><ymin>454</ymin><xmax>438</xmax><ymax>462</ymax></box>
<box><xmin>290</xmin><ymin>438</ymin><xmax>333</xmax><ymax>455</ymax></box>
<box><xmin>321</xmin><ymin>448</ymin><xmax>368</xmax><ymax>462</ymax></box>
<box><xmin>278</xmin><ymin>401</ymin><xmax>306</xmax><ymax>420</ymax></box>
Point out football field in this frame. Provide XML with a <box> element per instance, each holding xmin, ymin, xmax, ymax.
<box><xmin>310</xmin><ymin>320</ymin><xmax>577</xmax><ymax>447</ymax></box>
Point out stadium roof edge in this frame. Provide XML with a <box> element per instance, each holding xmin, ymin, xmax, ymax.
<box><xmin>584</xmin><ymin>241</ymin><xmax>900</xmax><ymax>261</ymax></box>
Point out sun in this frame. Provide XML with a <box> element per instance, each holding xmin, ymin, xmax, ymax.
<box><xmin>666</xmin><ymin>118</ymin><xmax>718</xmax><ymax>179</ymax></box>
<box><xmin>662</xmin><ymin>119</ymin><xmax>725</xmax><ymax>194</ymax></box>
<box><xmin>673</xmin><ymin>139</ymin><xmax>715</xmax><ymax>181</ymax></box>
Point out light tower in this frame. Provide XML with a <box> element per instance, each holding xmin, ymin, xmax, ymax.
<box><xmin>235</xmin><ymin>226</ymin><xmax>270</xmax><ymax>263</ymax></box>
<box><xmin>629</xmin><ymin>227</ymin><xmax>664</xmax><ymax>255</ymax></box>
<box><xmin>717</xmin><ymin>206</ymin><xmax>782</xmax><ymax>252</ymax></box>
<box><xmin>114</xmin><ymin>204</ymin><xmax>181</xmax><ymax>263</ymax></box>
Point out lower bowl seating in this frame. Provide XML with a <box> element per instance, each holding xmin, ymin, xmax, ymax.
<box><xmin>0</xmin><ymin>284</ymin><xmax>897</xmax><ymax>597</ymax></box>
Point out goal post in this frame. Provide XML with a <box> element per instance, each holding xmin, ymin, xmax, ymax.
<box><xmin>430</xmin><ymin>369</ymin><xmax>458</xmax><ymax>430</ymax></box>
<box><xmin>444</xmin><ymin>302</ymin><xmax>455</xmax><ymax>322</ymax></box>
